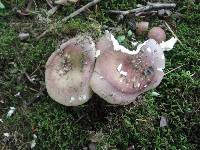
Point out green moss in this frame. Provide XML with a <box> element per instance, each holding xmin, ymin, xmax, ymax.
<box><xmin>0</xmin><ymin>0</ymin><xmax>199</xmax><ymax>149</ymax></box>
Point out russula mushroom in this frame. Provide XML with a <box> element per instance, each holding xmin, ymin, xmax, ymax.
<box><xmin>136</xmin><ymin>21</ymin><xmax>149</xmax><ymax>35</ymax></box>
<box><xmin>90</xmin><ymin>32</ymin><xmax>166</xmax><ymax>105</ymax></box>
<box><xmin>148</xmin><ymin>27</ymin><xmax>166</xmax><ymax>43</ymax></box>
<box><xmin>45</xmin><ymin>35</ymin><xmax>96</xmax><ymax>106</ymax></box>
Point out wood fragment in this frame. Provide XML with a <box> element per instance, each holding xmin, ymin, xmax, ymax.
<box><xmin>109</xmin><ymin>3</ymin><xmax>176</xmax><ymax>16</ymax></box>
<box><xmin>164</xmin><ymin>21</ymin><xmax>183</xmax><ymax>46</ymax></box>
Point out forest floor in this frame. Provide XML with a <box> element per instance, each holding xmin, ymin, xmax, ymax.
<box><xmin>0</xmin><ymin>0</ymin><xmax>199</xmax><ymax>149</ymax></box>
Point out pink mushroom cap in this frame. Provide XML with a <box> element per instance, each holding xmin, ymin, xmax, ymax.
<box><xmin>90</xmin><ymin>32</ymin><xmax>165</xmax><ymax>105</ymax></box>
<box><xmin>45</xmin><ymin>36</ymin><xmax>96</xmax><ymax>106</ymax></box>
<box><xmin>148</xmin><ymin>27</ymin><xmax>166</xmax><ymax>43</ymax></box>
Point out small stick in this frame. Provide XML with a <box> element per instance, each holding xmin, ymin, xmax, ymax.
<box><xmin>30</xmin><ymin>62</ymin><xmax>41</xmax><ymax>76</ymax></box>
<box><xmin>37</xmin><ymin>0</ymin><xmax>101</xmax><ymax>39</ymax></box>
<box><xmin>47</xmin><ymin>5</ymin><xmax>60</xmax><ymax>17</ymax></box>
<box><xmin>62</xmin><ymin>0</ymin><xmax>101</xmax><ymax>22</ymax></box>
<box><xmin>25</xmin><ymin>0</ymin><xmax>33</xmax><ymax>12</ymax></box>
<box><xmin>109</xmin><ymin>3</ymin><xmax>176</xmax><ymax>16</ymax></box>
<box><xmin>164</xmin><ymin>21</ymin><xmax>183</xmax><ymax>46</ymax></box>
<box><xmin>24</xmin><ymin>72</ymin><xmax>36</xmax><ymax>84</ymax></box>
<box><xmin>26</xmin><ymin>86</ymin><xmax>45</xmax><ymax>106</ymax></box>
<box><xmin>135</xmin><ymin>10</ymin><xmax>158</xmax><ymax>16</ymax></box>
<box><xmin>46</xmin><ymin>0</ymin><xmax>54</xmax><ymax>8</ymax></box>
<box><xmin>74</xmin><ymin>114</ymin><xmax>87</xmax><ymax>123</ymax></box>
<box><xmin>165</xmin><ymin>64</ymin><xmax>185</xmax><ymax>75</ymax></box>
<box><xmin>136</xmin><ymin>119</ymin><xmax>147</xmax><ymax>122</ymax></box>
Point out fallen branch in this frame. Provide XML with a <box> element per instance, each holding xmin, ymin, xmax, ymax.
<box><xmin>37</xmin><ymin>0</ymin><xmax>101</xmax><ymax>39</ymax></box>
<box><xmin>109</xmin><ymin>2</ymin><xmax>176</xmax><ymax>16</ymax></box>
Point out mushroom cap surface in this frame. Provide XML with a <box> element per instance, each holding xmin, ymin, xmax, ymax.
<box><xmin>148</xmin><ymin>27</ymin><xmax>166</xmax><ymax>43</ymax></box>
<box><xmin>45</xmin><ymin>36</ymin><xmax>96</xmax><ymax>106</ymax></box>
<box><xmin>136</xmin><ymin>21</ymin><xmax>149</xmax><ymax>35</ymax></box>
<box><xmin>90</xmin><ymin>33</ymin><xmax>165</xmax><ymax>105</ymax></box>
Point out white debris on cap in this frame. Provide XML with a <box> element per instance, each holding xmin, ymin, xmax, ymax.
<box><xmin>131</xmin><ymin>41</ymin><xmax>139</xmax><ymax>47</ymax></box>
<box><xmin>157</xmin><ymin>68</ymin><xmax>163</xmax><ymax>72</ymax></box>
<box><xmin>120</xmin><ymin>71</ymin><xmax>127</xmax><ymax>76</ymax></box>
<box><xmin>117</xmin><ymin>64</ymin><xmax>127</xmax><ymax>76</ymax></box>
<box><xmin>6</xmin><ymin>107</ymin><xmax>16</xmax><ymax>118</ymax></box>
<box><xmin>30</xmin><ymin>134</ymin><xmax>37</xmax><ymax>149</ymax></box>
<box><xmin>99</xmin><ymin>76</ymin><xmax>104</xmax><ymax>79</ymax></box>
<box><xmin>3</xmin><ymin>133</ymin><xmax>10</xmax><ymax>137</ymax></box>
<box><xmin>161</xmin><ymin>54</ymin><xmax>165</xmax><ymax>60</ymax></box>
<box><xmin>160</xmin><ymin>37</ymin><xmax>177</xmax><ymax>51</ymax></box>
<box><xmin>95</xmin><ymin>50</ymin><xmax>101</xmax><ymax>58</ymax></box>
<box><xmin>79</xmin><ymin>95</ymin><xmax>87</xmax><ymax>101</ymax></box>
<box><xmin>69</xmin><ymin>97</ymin><xmax>75</xmax><ymax>103</ymax></box>
<box><xmin>110</xmin><ymin>33</ymin><xmax>147</xmax><ymax>55</ymax></box>
<box><xmin>147</xmin><ymin>47</ymin><xmax>151</xmax><ymax>52</ymax></box>
<box><xmin>137</xmin><ymin>82</ymin><xmax>140</xmax><ymax>88</ymax></box>
<box><xmin>117</xmin><ymin>64</ymin><xmax>122</xmax><ymax>72</ymax></box>
<box><xmin>0</xmin><ymin>119</ymin><xmax>3</xmax><ymax>123</ymax></box>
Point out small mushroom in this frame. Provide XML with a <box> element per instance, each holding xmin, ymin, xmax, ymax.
<box><xmin>45</xmin><ymin>36</ymin><xmax>96</xmax><ymax>106</ymax></box>
<box><xmin>148</xmin><ymin>27</ymin><xmax>166</xmax><ymax>43</ymax></box>
<box><xmin>90</xmin><ymin>32</ymin><xmax>165</xmax><ymax>105</ymax></box>
<box><xmin>136</xmin><ymin>21</ymin><xmax>149</xmax><ymax>35</ymax></box>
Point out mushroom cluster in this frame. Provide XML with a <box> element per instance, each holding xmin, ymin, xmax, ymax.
<box><xmin>45</xmin><ymin>27</ymin><xmax>177</xmax><ymax>106</ymax></box>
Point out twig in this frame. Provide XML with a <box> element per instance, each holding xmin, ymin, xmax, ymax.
<box><xmin>109</xmin><ymin>2</ymin><xmax>176</xmax><ymax>16</ymax></box>
<box><xmin>135</xmin><ymin>10</ymin><xmax>157</xmax><ymax>16</ymax></box>
<box><xmin>164</xmin><ymin>21</ymin><xmax>183</xmax><ymax>46</ymax></box>
<box><xmin>62</xmin><ymin>0</ymin><xmax>101</xmax><ymax>22</ymax></box>
<box><xmin>47</xmin><ymin>5</ymin><xmax>60</xmax><ymax>17</ymax></box>
<box><xmin>46</xmin><ymin>0</ymin><xmax>54</xmax><ymax>8</ymax></box>
<box><xmin>136</xmin><ymin>119</ymin><xmax>147</xmax><ymax>122</ymax></box>
<box><xmin>25</xmin><ymin>86</ymin><xmax>46</xmax><ymax>106</ymax></box>
<box><xmin>74</xmin><ymin>114</ymin><xmax>87</xmax><ymax>123</ymax></box>
<box><xmin>25</xmin><ymin>0</ymin><xmax>33</xmax><ymax>12</ymax></box>
<box><xmin>24</xmin><ymin>71</ymin><xmax>36</xmax><ymax>84</ymax></box>
<box><xmin>165</xmin><ymin>64</ymin><xmax>185</xmax><ymax>75</ymax></box>
<box><xmin>30</xmin><ymin>62</ymin><xmax>41</xmax><ymax>76</ymax></box>
<box><xmin>37</xmin><ymin>0</ymin><xmax>101</xmax><ymax>39</ymax></box>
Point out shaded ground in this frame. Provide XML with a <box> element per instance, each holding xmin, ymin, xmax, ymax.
<box><xmin>0</xmin><ymin>0</ymin><xmax>199</xmax><ymax>149</ymax></box>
